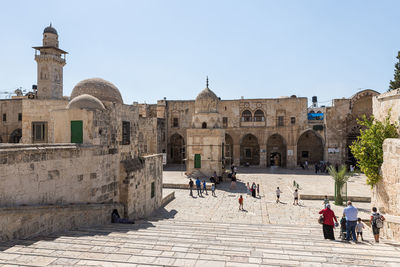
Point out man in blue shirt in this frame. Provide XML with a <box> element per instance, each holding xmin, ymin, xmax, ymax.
<box><xmin>195</xmin><ymin>177</ymin><xmax>202</xmax><ymax>197</ymax></box>
<box><xmin>343</xmin><ymin>201</ymin><xmax>358</xmax><ymax>241</ymax></box>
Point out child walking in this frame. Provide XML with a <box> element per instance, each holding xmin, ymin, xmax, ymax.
<box><xmin>293</xmin><ymin>189</ymin><xmax>299</xmax><ymax>205</ymax></box>
<box><xmin>202</xmin><ymin>180</ymin><xmax>208</xmax><ymax>195</ymax></box>
<box><xmin>238</xmin><ymin>195</ymin><xmax>244</xmax><ymax>210</ymax></box>
<box><xmin>211</xmin><ymin>183</ymin><xmax>216</xmax><ymax>196</ymax></box>
<box><xmin>356</xmin><ymin>217</ymin><xmax>365</xmax><ymax>241</ymax></box>
<box><xmin>276</xmin><ymin>187</ymin><xmax>282</xmax><ymax>203</ymax></box>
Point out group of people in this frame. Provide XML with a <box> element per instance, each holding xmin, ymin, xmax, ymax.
<box><xmin>319</xmin><ymin>200</ymin><xmax>385</xmax><ymax>243</ymax></box>
<box><xmin>188</xmin><ymin>177</ymin><xmax>216</xmax><ymax>197</ymax></box>
<box><xmin>246</xmin><ymin>182</ymin><xmax>259</xmax><ymax>198</ymax></box>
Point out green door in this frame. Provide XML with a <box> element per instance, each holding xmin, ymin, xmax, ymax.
<box><xmin>194</xmin><ymin>154</ymin><xmax>201</xmax><ymax>168</ymax></box>
<box><xmin>71</xmin><ymin>120</ymin><xmax>83</xmax><ymax>144</ymax></box>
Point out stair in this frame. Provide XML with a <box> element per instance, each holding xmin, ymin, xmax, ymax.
<box><xmin>0</xmin><ymin>219</ymin><xmax>399</xmax><ymax>266</ymax></box>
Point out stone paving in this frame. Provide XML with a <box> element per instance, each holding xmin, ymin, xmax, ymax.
<box><xmin>0</xmin><ymin>167</ymin><xmax>399</xmax><ymax>266</ymax></box>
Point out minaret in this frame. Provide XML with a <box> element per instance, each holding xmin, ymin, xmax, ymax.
<box><xmin>33</xmin><ymin>24</ymin><xmax>68</xmax><ymax>99</ymax></box>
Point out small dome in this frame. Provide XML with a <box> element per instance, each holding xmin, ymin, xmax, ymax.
<box><xmin>67</xmin><ymin>94</ymin><xmax>105</xmax><ymax>110</ymax></box>
<box><xmin>43</xmin><ymin>24</ymin><xmax>58</xmax><ymax>35</ymax></box>
<box><xmin>195</xmin><ymin>87</ymin><xmax>219</xmax><ymax>113</ymax></box>
<box><xmin>195</xmin><ymin>87</ymin><xmax>218</xmax><ymax>102</ymax></box>
<box><xmin>71</xmin><ymin>78</ymin><xmax>123</xmax><ymax>104</ymax></box>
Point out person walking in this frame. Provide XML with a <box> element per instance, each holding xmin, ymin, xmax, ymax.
<box><xmin>195</xmin><ymin>177</ymin><xmax>202</xmax><ymax>197</ymax></box>
<box><xmin>246</xmin><ymin>182</ymin><xmax>250</xmax><ymax>195</ymax></box>
<box><xmin>257</xmin><ymin>184</ymin><xmax>260</xmax><ymax>197</ymax></box>
<box><xmin>370</xmin><ymin>207</ymin><xmax>385</xmax><ymax>243</ymax></box>
<box><xmin>343</xmin><ymin>201</ymin><xmax>358</xmax><ymax>242</ymax></box>
<box><xmin>202</xmin><ymin>180</ymin><xmax>208</xmax><ymax>195</ymax></box>
<box><xmin>293</xmin><ymin>189</ymin><xmax>299</xmax><ymax>205</ymax></box>
<box><xmin>356</xmin><ymin>218</ymin><xmax>365</xmax><ymax>241</ymax></box>
<box><xmin>276</xmin><ymin>187</ymin><xmax>282</xmax><ymax>203</ymax></box>
<box><xmin>211</xmin><ymin>183</ymin><xmax>216</xmax><ymax>197</ymax></box>
<box><xmin>230</xmin><ymin>174</ymin><xmax>237</xmax><ymax>190</ymax></box>
<box><xmin>234</xmin><ymin>166</ymin><xmax>238</xmax><ymax>175</ymax></box>
<box><xmin>319</xmin><ymin>204</ymin><xmax>338</xmax><ymax>240</ymax></box>
<box><xmin>251</xmin><ymin>182</ymin><xmax>257</xmax><ymax>198</ymax></box>
<box><xmin>238</xmin><ymin>195</ymin><xmax>244</xmax><ymax>210</ymax></box>
<box><xmin>189</xmin><ymin>179</ymin><xmax>194</xmax><ymax>196</ymax></box>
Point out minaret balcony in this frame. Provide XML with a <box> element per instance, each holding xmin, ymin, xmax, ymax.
<box><xmin>35</xmin><ymin>54</ymin><xmax>66</xmax><ymax>64</ymax></box>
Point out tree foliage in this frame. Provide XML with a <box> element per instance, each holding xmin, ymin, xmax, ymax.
<box><xmin>389</xmin><ymin>51</ymin><xmax>400</xmax><ymax>91</ymax></box>
<box><xmin>350</xmin><ymin>114</ymin><xmax>399</xmax><ymax>186</ymax></box>
<box><xmin>328</xmin><ymin>165</ymin><xmax>350</xmax><ymax>205</ymax></box>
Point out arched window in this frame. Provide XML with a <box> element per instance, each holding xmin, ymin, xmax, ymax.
<box><xmin>254</xmin><ymin>110</ymin><xmax>265</xmax><ymax>122</ymax></box>
<box><xmin>241</xmin><ymin>110</ymin><xmax>252</xmax><ymax>122</ymax></box>
<box><xmin>202</xmin><ymin>122</ymin><xmax>207</xmax><ymax>129</ymax></box>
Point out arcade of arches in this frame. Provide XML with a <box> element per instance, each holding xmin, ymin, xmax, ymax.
<box><xmin>240</xmin><ymin>134</ymin><xmax>260</xmax><ymax>166</ymax></box>
<box><xmin>297</xmin><ymin>130</ymin><xmax>324</xmax><ymax>164</ymax></box>
<box><xmin>267</xmin><ymin>134</ymin><xmax>287</xmax><ymax>167</ymax></box>
<box><xmin>169</xmin><ymin>133</ymin><xmax>185</xmax><ymax>164</ymax></box>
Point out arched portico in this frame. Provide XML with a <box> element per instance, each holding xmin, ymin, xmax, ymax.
<box><xmin>297</xmin><ymin>130</ymin><xmax>324</xmax><ymax>164</ymax></box>
<box><xmin>9</xmin><ymin>128</ymin><xmax>22</xmax><ymax>143</ymax></box>
<box><xmin>267</xmin><ymin>134</ymin><xmax>287</xmax><ymax>167</ymax></box>
<box><xmin>168</xmin><ymin>133</ymin><xmax>185</xmax><ymax>164</ymax></box>
<box><xmin>240</xmin><ymin>134</ymin><xmax>260</xmax><ymax>166</ymax></box>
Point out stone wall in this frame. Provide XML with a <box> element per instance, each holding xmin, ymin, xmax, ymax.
<box><xmin>373</xmin><ymin>138</ymin><xmax>400</xmax><ymax>241</ymax></box>
<box><xmin>119</xmin><ymin>154</ymin><xmax>163</xmax><ymax>220</ymax></box>
<box><xmin>0</xmin><ymin>99</ymin><xmax>22</xmax><ymax>143</ymax></box>
<box><xmin>373</xmin><ymin>88</ymin><xmax>400</xmax><ymax>128</ymax></box>
<box><xmin>0</xmin><ymin>203</ymin><xmax>123</xmax><ymax>241</ymax></box>
<box><xmin>0</xmin><ymin>144</ymin><xmax>119</xmax><ymax>206</ymax></box>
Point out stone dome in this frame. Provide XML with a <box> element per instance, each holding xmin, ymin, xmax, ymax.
<box><xmin>67</xmin><ymin>94</ymin><xmax>105</xmax><ymax>110</ymax></box>
<box><xmin>195</xmin><ymin>87</ymin><xmax>219</xmax><ymax>113</ymax></box>
<box><xmin>71</xmin><ymin>78</ymin><xmax>123</xmax><ymax>104</ymax></box>
<box><xmin>43</xmin><ymin>24</ymin><xmax>58</xmax><ymax>35</ymax></box>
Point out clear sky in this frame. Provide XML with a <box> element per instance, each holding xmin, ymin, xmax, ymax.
<box><xmin>1</xmin><ymin>0</ymin><xmax>399</xmax><ymax>105</ymax></box>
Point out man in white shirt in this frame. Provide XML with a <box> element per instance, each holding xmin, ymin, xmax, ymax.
<box><xmin>343</xmin><ymin>201</ymin><xmax>358</xmax><ymax>241</ymax></box>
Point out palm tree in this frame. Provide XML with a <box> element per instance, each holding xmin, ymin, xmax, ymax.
<box><xmin>328</xmin><ymin>165</ymin><xmax>351</xmax><ymax>205</ymax></box>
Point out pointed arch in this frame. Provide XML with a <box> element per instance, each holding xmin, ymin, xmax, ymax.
<box><xmin>297</xmin><ymin>130</ymin><xmax>324</xmax><ymax>164</ymax></box>
<box><xmin>240</xmin><ymin>133</ymin><xmax>259</xmax><ymax>165</ymax></box>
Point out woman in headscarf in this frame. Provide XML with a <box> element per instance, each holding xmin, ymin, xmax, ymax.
<box><xmin>319</xmin><ymin>204</ymin><xmax>338</xmax><ymax>240</ymax></box>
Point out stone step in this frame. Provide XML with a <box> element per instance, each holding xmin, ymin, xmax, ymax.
<box><xmin>1</xmin><ymin>220</ymin><xmax>400</xmax><ymax>266</ymax></box>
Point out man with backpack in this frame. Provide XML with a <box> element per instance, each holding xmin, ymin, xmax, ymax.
<box><xmin>370</xmin><ymin>207</ymin><xmax>385</xmax><ymax>243</ymax></box>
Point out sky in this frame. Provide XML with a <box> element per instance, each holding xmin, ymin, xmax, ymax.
<box><xmin>1</xmin><ymin>0</ymin><xmax>400</xmax><ymax>105</ymax></box>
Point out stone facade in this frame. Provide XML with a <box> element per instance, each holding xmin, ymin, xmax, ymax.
<box><xmin>0</xmin><ymin>99</ymin><xmax>22</xmax><ymax>143</ymax></box>
<box><xmin>154</xmin><ymin>88</ymin><xmax>377</xmax><ymax>170</ymax></box>
<box><xmin>372</xmin><ymin>89</ymin><xmax>400</xmax><ymax>241</ymax></box>
<box><xmin>0</xmin><ymin>25</ymin><xmax>164</xmax><ymax>241</ymax></box>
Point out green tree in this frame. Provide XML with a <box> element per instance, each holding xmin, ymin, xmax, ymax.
<box><xmin>389</xmin><ymin>51</ymin><xmax>400</xmax><ymax>91</ymax></box>
<box><xmin>328</xmin><ymin>165</ymin><xmax>350</xmax><ymax>205</ymax></box>
<box><xmin>350</xmin><ymin>114</ymin><xmax>399</xmax><ymax>186</ymax></box>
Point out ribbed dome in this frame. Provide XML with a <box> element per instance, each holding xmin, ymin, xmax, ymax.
<box><xmin>195</xmin><ymin>87</ymin><xmax>218</xmax><ymax>102</ymax></box>
<box><xmin>67</xmin><ymin>94</ymin><xmax>105</xmax><ymax>110</ymax></box>
<box><xmin>43</xmin><ymin>25</ymin><xmax>58</xmax><ymax>35</ymax></box>
<box><xmin>71</xmin><ymin>78</ymin><xmax>123</xmax><ymax>104</ymax></box>
<box><xmin>195</xmin><ymin>87</ymin><xmax>219</xmax><ymax>113</ymax></box>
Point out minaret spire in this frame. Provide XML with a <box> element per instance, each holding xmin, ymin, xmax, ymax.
<box><xmin>206</xmin><ymin>76</ymin><xmax>209</xmax><ymax>88</ymax></box>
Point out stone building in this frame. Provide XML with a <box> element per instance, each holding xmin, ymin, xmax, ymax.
<box><xmin>0</xmin><ymin>25</ymin><xmax>163</xmax><ymax>241</ymax></box>
<box><xmin>148</xmin><ymin>83</ymin><xmax>377</xmax><ymax>173</ymax></box>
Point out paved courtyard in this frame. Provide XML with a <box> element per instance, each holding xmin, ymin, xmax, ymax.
<box><xmin>162</xmin><ymin>166</ymin><xmax>373</xmax><ymax>226</ymax></box>
<box><xmin>1</xmin><ymin>167</ymin><xmax>399</xmax><ymax>266</ymax></box>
